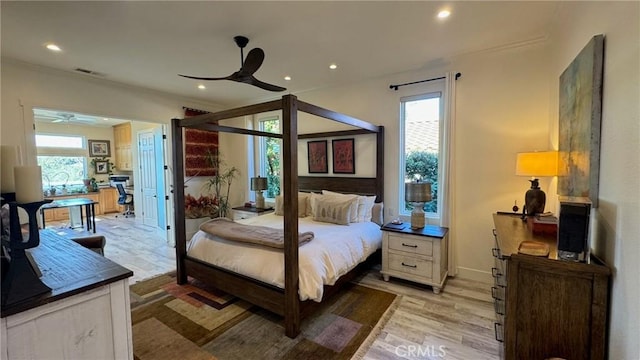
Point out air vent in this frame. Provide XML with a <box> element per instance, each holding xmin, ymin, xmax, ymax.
<box><xmin>74</xmin><ymin>68</ymin><xmax>106</xmax><ymax>77</ymax></box>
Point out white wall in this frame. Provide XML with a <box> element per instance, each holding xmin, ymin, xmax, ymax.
<box><xmin>292</xmin><ymin>41</ymin><xmax>551</xmax><ymax>281</ymax></box>
<box><xmin>1</xmin><ymin>60</ymin><xmax>224</xmax><ymax>166</ymax></box>
<box><xmin>546</xmin><ymin>2</ymin><xmax>640</xmax><ymax>358</ymax></box>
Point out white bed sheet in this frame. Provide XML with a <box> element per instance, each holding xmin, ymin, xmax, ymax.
<box><xmin>186</xmin><ymin>213</ymin><xmax>382</xmax><ymax>302</ymax></box>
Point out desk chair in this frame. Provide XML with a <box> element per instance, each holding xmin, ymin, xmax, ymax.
<box><xmin>116</xmin><ymin>184</ymin><xmax>134</xmax><ymax>218</ymax></box>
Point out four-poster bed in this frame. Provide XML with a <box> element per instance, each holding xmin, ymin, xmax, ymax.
<box><xmin>171</xmin><ymin>94</ymin><xmax>384</xmax><ymax>338</ymax></box>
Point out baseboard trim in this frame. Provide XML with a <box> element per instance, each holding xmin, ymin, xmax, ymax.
<box><xmin>455</xmin><ymin>267</ymin><xmax>493</xmax><ymax>284</ymax></box>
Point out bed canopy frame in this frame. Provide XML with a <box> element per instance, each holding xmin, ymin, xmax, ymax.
<box><xmin>172</xmin><ymin>94</ymin><xmax>384</xmax><ymax>337</ymax></box>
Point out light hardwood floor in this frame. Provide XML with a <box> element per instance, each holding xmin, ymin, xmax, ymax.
<box><xmin>44</xmin><ymin>215</ymin><xmax>499</xmax><ymax>359</ymax></box>
<box><xmin>42</xmin><ymin>213</ymin><xmax>175</xmax><ymax>283</ymax></box>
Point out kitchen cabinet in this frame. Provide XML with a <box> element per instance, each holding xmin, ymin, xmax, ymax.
<box><xmin>113</xmin><ymin>122</ymin><xmax>133</xmax><ymax>171</ymax></box>
<box><xmin>99</xmin><ymin>187</ymin><xmax>120</xmax><ymax>214</ymax></box>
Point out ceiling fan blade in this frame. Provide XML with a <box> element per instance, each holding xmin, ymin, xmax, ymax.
<box><xmin>51</xmin><ymin>119</ymin><xmax>64</xmax><ymax>123</ymax></box>
<box><xmin>178</xmin><ymin>74</ymin><xmax>233</xmax><ymax>81</ymax></box>
<box><xmin>238</xmin><ymin>48</ymin><xmax>264</xmax><ymax>76</ymax></box>
<box><xmin>247</xmin><ymin>76</ymin><xmax>287</xmax><ymax>92</ymax></box>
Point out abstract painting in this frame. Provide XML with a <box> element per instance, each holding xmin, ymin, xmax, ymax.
<box><xmin>558</xmin><ymin>34</ymin><xmax>604</xmax><ymax>207</ymax></box>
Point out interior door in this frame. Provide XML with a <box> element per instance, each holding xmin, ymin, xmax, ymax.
<box><xmin>138</xmin><ymin>130</ymin><xmax>158</xmax><ymax>227</ymax></box>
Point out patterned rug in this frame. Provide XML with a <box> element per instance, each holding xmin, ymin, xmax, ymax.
<box><xmin>130</xmin><ymin>273</ymin><xmax>398</xmax><ymax>360</ymax></box>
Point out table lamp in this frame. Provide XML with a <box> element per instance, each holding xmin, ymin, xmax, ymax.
<box><xmin>405</xmin><ymin>181</ymin><xmax>432</xmax><ymax>229</ymax></box>
<box><xmin>250</xmin><ymin>176</ymin><xmax>268</xmax><ymax>209</ymax></box>
<box><xmin>515</xmin><ymin>151</ymin><xmax>558</xmax><ymax>219</ymax></box>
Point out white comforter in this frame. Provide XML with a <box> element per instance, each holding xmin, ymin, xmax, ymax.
<box><xmin>187</xmin><ymin>214</ymin><xmax>382</xmax><ymax>302</ymax></box>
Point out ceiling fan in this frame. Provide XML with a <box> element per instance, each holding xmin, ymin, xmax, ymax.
<box><xmin>179</xmin><ymin>36</ymin><xmax>286</xmax><ymax>92</ymax></box>
<box><xmin>48</xmin><ymin>113</ymin><xmax>96</xmax><ymax>125</ymax></box>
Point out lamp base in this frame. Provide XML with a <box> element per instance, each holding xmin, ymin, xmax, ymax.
<box><xmin>410</xmin><ymin>203</ymin><xmax>425</xmax><ymax>229</ymax></box>
<box><xmin>255</xmin><ymin>191</ymin><xmax>265</xmax><ymax>209</ymax></box>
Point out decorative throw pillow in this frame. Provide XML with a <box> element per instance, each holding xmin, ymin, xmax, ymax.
<box><xmin>371</xmin><ymin>202</ymin><xmax>384</xmax><ymax>226</ymax></box>
<box><xmin>274</xmin><ymin>194</ymin><xmax>309</xmax><ymax>217</ymax></box>
<box><xmin>322</xmin><ymin>190</ymin><xmax>376</xmax><ymax>222</ymax></box>
<box><xmin>311</xmin><ymin>196</ymin><xmax>354</xmax><ymax>225</ymax></box>
<box><xmin>321</xmin><ymin>190</ymin><xmax>359</xmax><ymax>223</ymax></box>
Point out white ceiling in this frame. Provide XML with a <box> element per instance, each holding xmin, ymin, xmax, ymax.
<box><xmin>2</xmin><ymin>1</ymin><xmax>561</xmax><ymax>109</ymax></box>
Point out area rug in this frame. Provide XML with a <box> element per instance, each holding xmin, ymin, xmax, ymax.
<box><xmin>130</xmin><ymin>273</ymin><xmax>398</xmax><ymax>360</ymax></box>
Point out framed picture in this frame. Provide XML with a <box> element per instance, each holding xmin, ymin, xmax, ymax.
<box><xmin>332</xmin><ymin>138</ymin><xmax>355</xmax><ymax>174</ymax></box>
<box><xmin>307</xmin><ymin>140</ymin><xmax>328</xmax><ymax>173</ymax></box>
<box><xmin>94</xmin><ymin>160</ymin><xmax>109</xmax><ymax>174</ymax></box>
<box><xmin>88</xmin><ymin>140</ymin><xmax>111</xmax><ymax>157</ymax></box>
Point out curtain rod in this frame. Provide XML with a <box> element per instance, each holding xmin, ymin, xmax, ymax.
<box><xmin>389</xmin><ymin>72</ymin><xmax>462</xmax><ymax>91</ymax></box>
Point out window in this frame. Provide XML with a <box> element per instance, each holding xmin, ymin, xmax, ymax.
<box><xmin>36</xmin><ymin>134</ymin><xmax>87</xmax><ymax>188</ymax></box>
<box><xmin>400</xmin><ymin>90</ymin><xmax>444</xmax><ymax>218</ymax></box>
<box><xmin>257</xmin><ymin>116</ymin><xmax>281</xmax><ymax>198</ymax></box>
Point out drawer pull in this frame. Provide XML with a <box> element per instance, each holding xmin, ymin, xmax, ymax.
<box><xmin>402</xmin><ymin>243</ymin><xmax>418</xmax><ymax>248</ymax></box>
<box><xmin>491</xmin><ymin>285</ymin><xmax>505</xmax><ymax>300</ymax></box>
<box><xmin>401</xmin><ymin>262</ymin><xmax>417</xmax><ymax>268</ymax></box>
<box><xmin>494</xmin><ymin>299</ymin><xmax>505</xmax><ymax>316</ymax></box>
<box><xmin>494</xmin><ymin>322</ymin><xmax>504</xmax><ymax>342</ymax></box>
<box><xmin>492</xmin><ymin>267</ymin><xmax>502</xmax><ymax>278</ymax></box>
<box><xmin>492</xmin><ymin>248</ymin><xmax>502</xmax><ymax>258</ymax></box>
<box><xmin>492</xmin><ymin>229</ymin><xmax>497</xmax><ymax>237</ymax></box>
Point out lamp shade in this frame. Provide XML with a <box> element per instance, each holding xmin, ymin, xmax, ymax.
<box><xmin>405</xmin><ymin>181</ymin><xmax>432</xmax><ymax>203</ymax></box>
<box><xmin>250</xmin><ymin>176</ymin><xmax>268</xmax><ymax>191</ymax></box>
<box><xmin>515</xmin><ymin>151</ymin><xmax>558</xmax><ymax>177</ymax></box>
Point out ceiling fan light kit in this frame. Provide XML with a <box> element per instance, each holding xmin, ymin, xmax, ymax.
<box><xmin>179</xmin><ymin>36</ymin><xmax>286</xmax><ymax>92</ymax></box>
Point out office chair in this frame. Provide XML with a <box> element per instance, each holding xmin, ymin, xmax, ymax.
<box><xmin>116</xmin><ymin>184</ymin><xmax>134</xmax><ymax>218</ymax></box>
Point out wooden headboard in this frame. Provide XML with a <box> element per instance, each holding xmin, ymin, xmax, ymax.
<box><xmin>298</xmin><ymin>176</ymin><xmax>382</xmax><ymax>202</ymax></box>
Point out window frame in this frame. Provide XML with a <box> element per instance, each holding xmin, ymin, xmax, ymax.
<box><xmin>399</xmin><ymin>88</ymin><xmax>446</xmax><ymax>220</ymax></box>
<box><xmin>36</xmin><ymin>133</ymin><xmax>88</xmax><ymax>187</ymax></box>
<box><xmin>255</xmin><ymin>114</ymin><xmax>282</xmax><ymax>200</ymax></box>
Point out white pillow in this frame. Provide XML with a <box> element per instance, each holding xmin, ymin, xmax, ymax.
<box><xmin>311</xmin><ymin>196</ymin><xmax>354</xmax><ymax>225</ymax></box>
<box><xmin>322</xmin><ymin>190</ymin><xmax>376</xmax><ymax>222</ymax></box>
<box><xmin>320</xmin><ymin>190</ymin><xmax>359</xmax><ymax>223</ymax></box>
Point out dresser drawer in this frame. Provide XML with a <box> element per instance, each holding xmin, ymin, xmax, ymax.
<box><xmin>388</xmin><ymin>253</ymin><xmax>433</xmax><ymax>279</ymax></box>
<box><xmin>388</xmin><ymin>234</ymin><xmax>433</xmax><ymax>256</ymax></box>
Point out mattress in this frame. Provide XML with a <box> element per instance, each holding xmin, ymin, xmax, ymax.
<box><xmin>187</xmin><ymin>213</ymin><xmax>382</xmax><ymax>302</ymax></box>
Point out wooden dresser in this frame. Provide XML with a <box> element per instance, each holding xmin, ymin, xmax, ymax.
<box><xmin>492</xmin><ymin>213</ymin><xmax>610</xmax><ymax>360</ymax></box>
<box><xmin>1</xmin><ymin>230</ymin><xmax>134</xmax><ymax>359</ymax></box>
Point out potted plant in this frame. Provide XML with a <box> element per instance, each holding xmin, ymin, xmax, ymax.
<box><xmin>202</xmin><ymin>149</ymin><xmax>239</xmax><ymax>218</ymax></box>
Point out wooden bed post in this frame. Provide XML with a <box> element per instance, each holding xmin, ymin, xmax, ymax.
<box><xmin>171</xmin><ymin>118</ymin><xmax>188</xmax><ymax>284</ymax></box>
<box><xmin>282</xmin><ymin>94</ymin><xmax>300</xmax><ymax>337</ymax></box>
<box><xmin>376</xmin><ymin>126</ymin><xmax>385</xmax><ymax>202</ymax></box>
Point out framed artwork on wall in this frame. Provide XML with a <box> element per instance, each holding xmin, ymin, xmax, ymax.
<box><xmin>94</xmin><ymin>160</ymin><xmax>109</xmax><ymax>174</ymax></box>
<box><xmin>558</xmin><ymin>34</ymin><xmax>604</xmax><ymax>207</ymax></box>
<box><xmin>332</xmin><ymin>138</ymin><xmax>355</xmax><ymax>174</ymax></box>
<box><xmin>307</xmin><ymin>140</ymin><xmax>328</xmax><ymax>173</ymax></box>
<box><xmin>88</xmin><ymin>140</ymin><xmax>111</xmax><ymax>157</ymax></box>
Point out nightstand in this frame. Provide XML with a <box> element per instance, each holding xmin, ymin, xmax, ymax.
<box><xmin>380</xmin><ymin>223</ymin><xmax>449</xmax><ymax>294</ymax></box>
<box><xmin>231</xmin><ymin>206</ymin><xmax>274</xmax><ymax>220</ymax></box>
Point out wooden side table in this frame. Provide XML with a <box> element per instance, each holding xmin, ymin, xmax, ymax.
<box><xmin>380</xmin><ymin>223</ymin><xmax>449</xmax><ymax>294</ymax></box>
<box><xmin>231</xmin><ymin>206</ymin><xmax>274</xmax><ymax>221</ymax></box>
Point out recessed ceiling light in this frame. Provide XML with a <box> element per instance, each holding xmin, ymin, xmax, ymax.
<box><xmin>284</xmin><ymin>76</ymin><xmax>291</xmax><ymax>81</ymax></box>
<box><xmin>46</xmin><ymin>43</ymin><xmax>62</xmax><ymax>52</ymax></box>
<box><xmin>198</xmin><ymin>84</ymin><xmax>206</xmax><ymax>90</ymax></box>
<box><xmin>437</xmin><ymin>10</ymin><xmax>451</xmax><ymax>19</ymax></box>
<box><xmin>102</xmin><ymin>118</ymin><xmax>109</xmax><ymax>121</ymax></box>
<box><xmin>329</xmin><ymin>64</ymin><xmax>338</xmax><ymax>70</ymax></box>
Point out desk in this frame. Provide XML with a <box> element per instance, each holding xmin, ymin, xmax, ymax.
<box><xmin>40</xmin><ymin>198</ymin><xmax>98</xmax><ymax>233</ymax></box>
